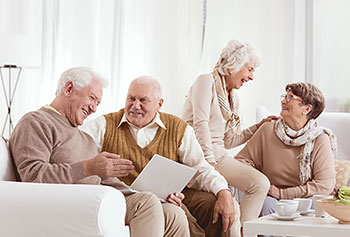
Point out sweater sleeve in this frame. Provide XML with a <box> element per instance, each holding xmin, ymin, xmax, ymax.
<box><xmin>9</xmin><ymin>115</ymin><xmax>85</xmax><ymax>184</ymax></box>
<box><xmin>234</xmin><ymin>126</ymin><xmax>264</xmax><ymax>169</ymax></box>
<box><xmin>190</xmin><ymin>75</ymin><xmax>216</xmax><ymax>163</ymax></box>
<box><xmin>279</xmin><ymin>134</ymin><xmax>336</xmax><ymax>199</ymax></box>
<box><xmin>223</xmin><ymin>124</ymin><xmax>258</xmax><ymax>149</ymax></box>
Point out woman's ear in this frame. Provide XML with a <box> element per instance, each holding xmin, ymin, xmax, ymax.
<box><xmin>304</xmin><ymin>104</ymin><xmax>313</xmax><ymax>115</ymax></box>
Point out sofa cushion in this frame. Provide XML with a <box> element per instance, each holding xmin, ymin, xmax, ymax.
<box><xmin>334</xmin><ymin>160</ymin><xmax>350</xmax><ymax>191</ymax></box>
<box><xmin>317</xmin><ymin>112</ymin><xmax>350</xmax><ymax>161</ymax></box>
<box><xmin>0</xmin><ymin>137</ymin><xmax>17</xmax><ymax>181</ymax></box>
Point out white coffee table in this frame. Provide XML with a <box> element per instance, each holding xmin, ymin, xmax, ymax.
<box><xmin>243</xmin><ymin>213</ymin><xmax>350</xmax><ymax>237</ymax></box>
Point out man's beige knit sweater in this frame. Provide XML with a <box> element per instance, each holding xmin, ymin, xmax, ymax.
<box><xmin>9</xmin><ymin>107</ymin><xmax>98</xmax><ymax>184</ymax></box>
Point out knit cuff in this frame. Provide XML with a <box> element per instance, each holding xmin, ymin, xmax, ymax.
<box><xmin>71</xmin><ymin>162</ymin><xmax>86</xmax><ymax>183</ymax></box>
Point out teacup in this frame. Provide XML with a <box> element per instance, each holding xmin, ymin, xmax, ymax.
<box><xmin>293</xmin><ymin>198</ymin><xmax>312</xmax><ymax>212</ymax></box>
<box><xmin>275</xmin><ymin>201</ymin><xmax>298</xmax><ymax>216</ymax></box>
<box><xmin>279</xmin><ymin>199</ymin><xmax>299</xmax><ymax>209</ymax></box>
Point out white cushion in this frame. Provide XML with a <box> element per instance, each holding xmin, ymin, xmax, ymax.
<box><xmin>0</xmin><ymin>137</ymin><xmax>16</xmax><ymax>181</ymax></box>
<box><xmin>0</xmin><ymin>181</ymin><xmax>129</xmax><ymax>237</ymax></box>
<box><xmin>317</xmin><ymin>112</ymin><xmax>350</xmax><ymax>161</ymax></box>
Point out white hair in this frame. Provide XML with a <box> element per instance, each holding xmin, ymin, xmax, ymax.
<box><xmin>214</xmin><ymin>40</ymin><xmax>261</xmax><ymax>76</ymax></box>
<box><xmin>130</xmin><ymin>76</ymin><xmax>162</xmax><ymax>99</ymax></box>
<box><xmin>55</xmin><ymin>67</ymin><xmax>109</xmax><ymax>96</ymax></box>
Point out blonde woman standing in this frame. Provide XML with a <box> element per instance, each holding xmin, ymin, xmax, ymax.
<box><xmin>182</xmin><ymin>40</ymin><xmax>276</xmax><ymax>225</ymax></box>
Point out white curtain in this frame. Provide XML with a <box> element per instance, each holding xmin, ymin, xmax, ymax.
<box><xmin>2</xmin><ymin>0</ymin><xmax>347</xmax><ymax>138</ymax></box>
<box><xmin>39</xmin><ymin>0</ymin><xmax>148</xmax><ymax>118</ymax></box>
<box><xmin>0</xmin><ymin>0</ymin><xmax>204</xmax><ymax>137</ymax></box>
<box><xmin>0</xmin><ymin>0</ymin><xmax>307</xmax><ymax>136</ymax></box>
<box><xmin>38</xmin><ymin>0</ymin><xmax>203</xmax><ymax>121</ymax></box>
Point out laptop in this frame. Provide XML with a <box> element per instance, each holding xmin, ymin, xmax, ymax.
<box><xmin>130</xmin><ymin>154</ymin><xmax>197</xmax><ymax>201</ymax></box>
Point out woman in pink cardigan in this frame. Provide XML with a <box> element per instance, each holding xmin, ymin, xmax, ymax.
<box><xmin>182</xmin><ymin>40</ymin><xmax>276</xmax><ymax>225</ymax></box>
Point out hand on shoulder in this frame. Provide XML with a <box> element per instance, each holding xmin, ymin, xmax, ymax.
<box><xmin>257</xmin><ymin>115</ymin><xmax>280</xmax><ymax>129</ymax></box>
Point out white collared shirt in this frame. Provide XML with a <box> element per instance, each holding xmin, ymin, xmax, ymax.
<box><xmin>80</xmin><ymin>112</ymin><xmax>229</xmax><ymax>195</ymax></box>
<box><xmin>118</xmin><ymin>113</ymin><xmax>166</xmax><ymax>149</ymax></box>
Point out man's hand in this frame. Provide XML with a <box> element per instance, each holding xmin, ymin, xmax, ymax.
<box><xmin>268</xmin><ymin>184</ymin><xmax>280</xmax><ymax>199</ymax></box>
<box><xmin>213</xmin><ymin>189</ymin><xmax>235</xmax><ymax>232</ymax></box>
<box><xmin>167</xmin><ymin>192</ymin><xmax>184</xmax><ymax>207</ymax></box>
<box><xmin>82</xmin><ymin>151</ymin><xmax>134</xmax><ymax>179</ymax></box>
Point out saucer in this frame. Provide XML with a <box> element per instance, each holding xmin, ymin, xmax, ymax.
<box><xmin>271</xmin><ymin>213</ymin><xmax>301</xmax><ymax>221</ymax></box>
<box><xmin>298</xmin><ymin>209</ymin><xmax>314</xmax><ymax>216</ymax></box>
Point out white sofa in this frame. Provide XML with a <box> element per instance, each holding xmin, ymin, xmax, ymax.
<box><xmin>0</xmin><ymin>137</ymin><xmax>130</xmax><ymax>237</ymax></box>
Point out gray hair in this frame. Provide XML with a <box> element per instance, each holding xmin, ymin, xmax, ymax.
<box><xmin>130</xmin><ymin>76</ymin><xmax>162</xmax><ymax>99</ymax></box>
<box><xmin>214</xmin><ymin>40</ymin><xmax>261</xmax><ymax>76</ymax></box>
<box><xmin>55</xmin><ymin>67</ymin><xmax>108</xmax><ymax>96</ymax></box>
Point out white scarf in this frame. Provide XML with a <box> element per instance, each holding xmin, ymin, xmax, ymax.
<box><xmin>274</xmin><ymin>118</ymin><xmax>337</xmax><ymax>184</ymax></box>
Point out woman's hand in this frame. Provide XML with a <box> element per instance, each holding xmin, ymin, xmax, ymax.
<box><xmin>167</xmin><ymin>192</ymin><xmax>185</xmax><ymax>207</ymax></box>
<box><xmin>257</xmin><ymin>115</ymin><xmax>280</xmax><ymax>128</ymax></box>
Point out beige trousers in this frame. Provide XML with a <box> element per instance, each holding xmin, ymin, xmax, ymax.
<box><xmin>125</xmin><ymin>192</ymin><xmax>190</xmax><ymax>237</ymax></box>
<box><xmin>216</xmin><ymin>155</ymin><xmax>270</xmax><ymax>223</ymax></box>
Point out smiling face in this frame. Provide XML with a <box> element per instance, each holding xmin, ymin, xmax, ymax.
<box><xmin>64</xmin><ymin>78</ymin><xmax>102</xmax><ymax>127</ymax></box>
<box><xmin>224</xmin><ymin>62</ymin><xmax>256</xmax><ymax>90</ymax></box>
<box><xmin>125</xmin><ymin>80</ymin><xmax>163</xmax><ymax>128</ymax></box>
<box><xmin>280</xmin><ymin>91</ymin><xmax>312</xmax><ymax>129</ymax></box>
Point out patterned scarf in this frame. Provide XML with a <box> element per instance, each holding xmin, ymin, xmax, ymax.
<box><xmin>274</xmin><ymin>118</ymin><xmax>337</xmax><ymax>184</ymax></box>
<box><xmin>212</xmin><ymin>69</ymin><xmax>241</xmax><ymax>133</ymax></box>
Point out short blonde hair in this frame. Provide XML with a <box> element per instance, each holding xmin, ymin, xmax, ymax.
<box><xmin>214</xmin><ymin>40</ymin><xmax>260</xmax><ymax>76</ymax></box>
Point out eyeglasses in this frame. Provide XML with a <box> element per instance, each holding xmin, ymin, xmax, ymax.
<box><xmin>280</xmin><ymin>94</ymin><xmax>303</xmax><ymax>103</ymax></box>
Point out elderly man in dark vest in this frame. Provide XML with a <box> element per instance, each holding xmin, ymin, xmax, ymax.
<box><xmin>82</xmin><ymin>76</ymin><xmax>241</xmax><ymax>236</ymax></box>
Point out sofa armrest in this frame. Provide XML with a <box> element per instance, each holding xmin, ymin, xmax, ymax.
<box><xmin>0</xmin><ymin>181</ymin><xmax>129</xmax><ymax>237</ymax></box>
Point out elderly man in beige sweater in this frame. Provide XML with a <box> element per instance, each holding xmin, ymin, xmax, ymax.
<box><xmin>81</xmin><ymin>76</ymin><xmax>241</xmax><ymax>237</ymax></box>
<box><xmin>9</xmin><ymin>67</ymin><xmax>188</xmax><ymax>237</ymax></box>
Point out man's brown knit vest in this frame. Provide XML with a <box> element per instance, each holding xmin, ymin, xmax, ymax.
<box><xmin>102</xmin><ymin>109</ymin><xmax>187</xmax><ymax>185</ymax></box>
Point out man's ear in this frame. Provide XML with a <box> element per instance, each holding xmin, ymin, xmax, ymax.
<box><xmin>157</xmin><ymin>98</ymin><xmax>164</xmax><ymax>111</ymax></box>
<box><xmin>63</xmin><ymin>81</ymin><xmax>74</xmax><ymax>97</ymax></box>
